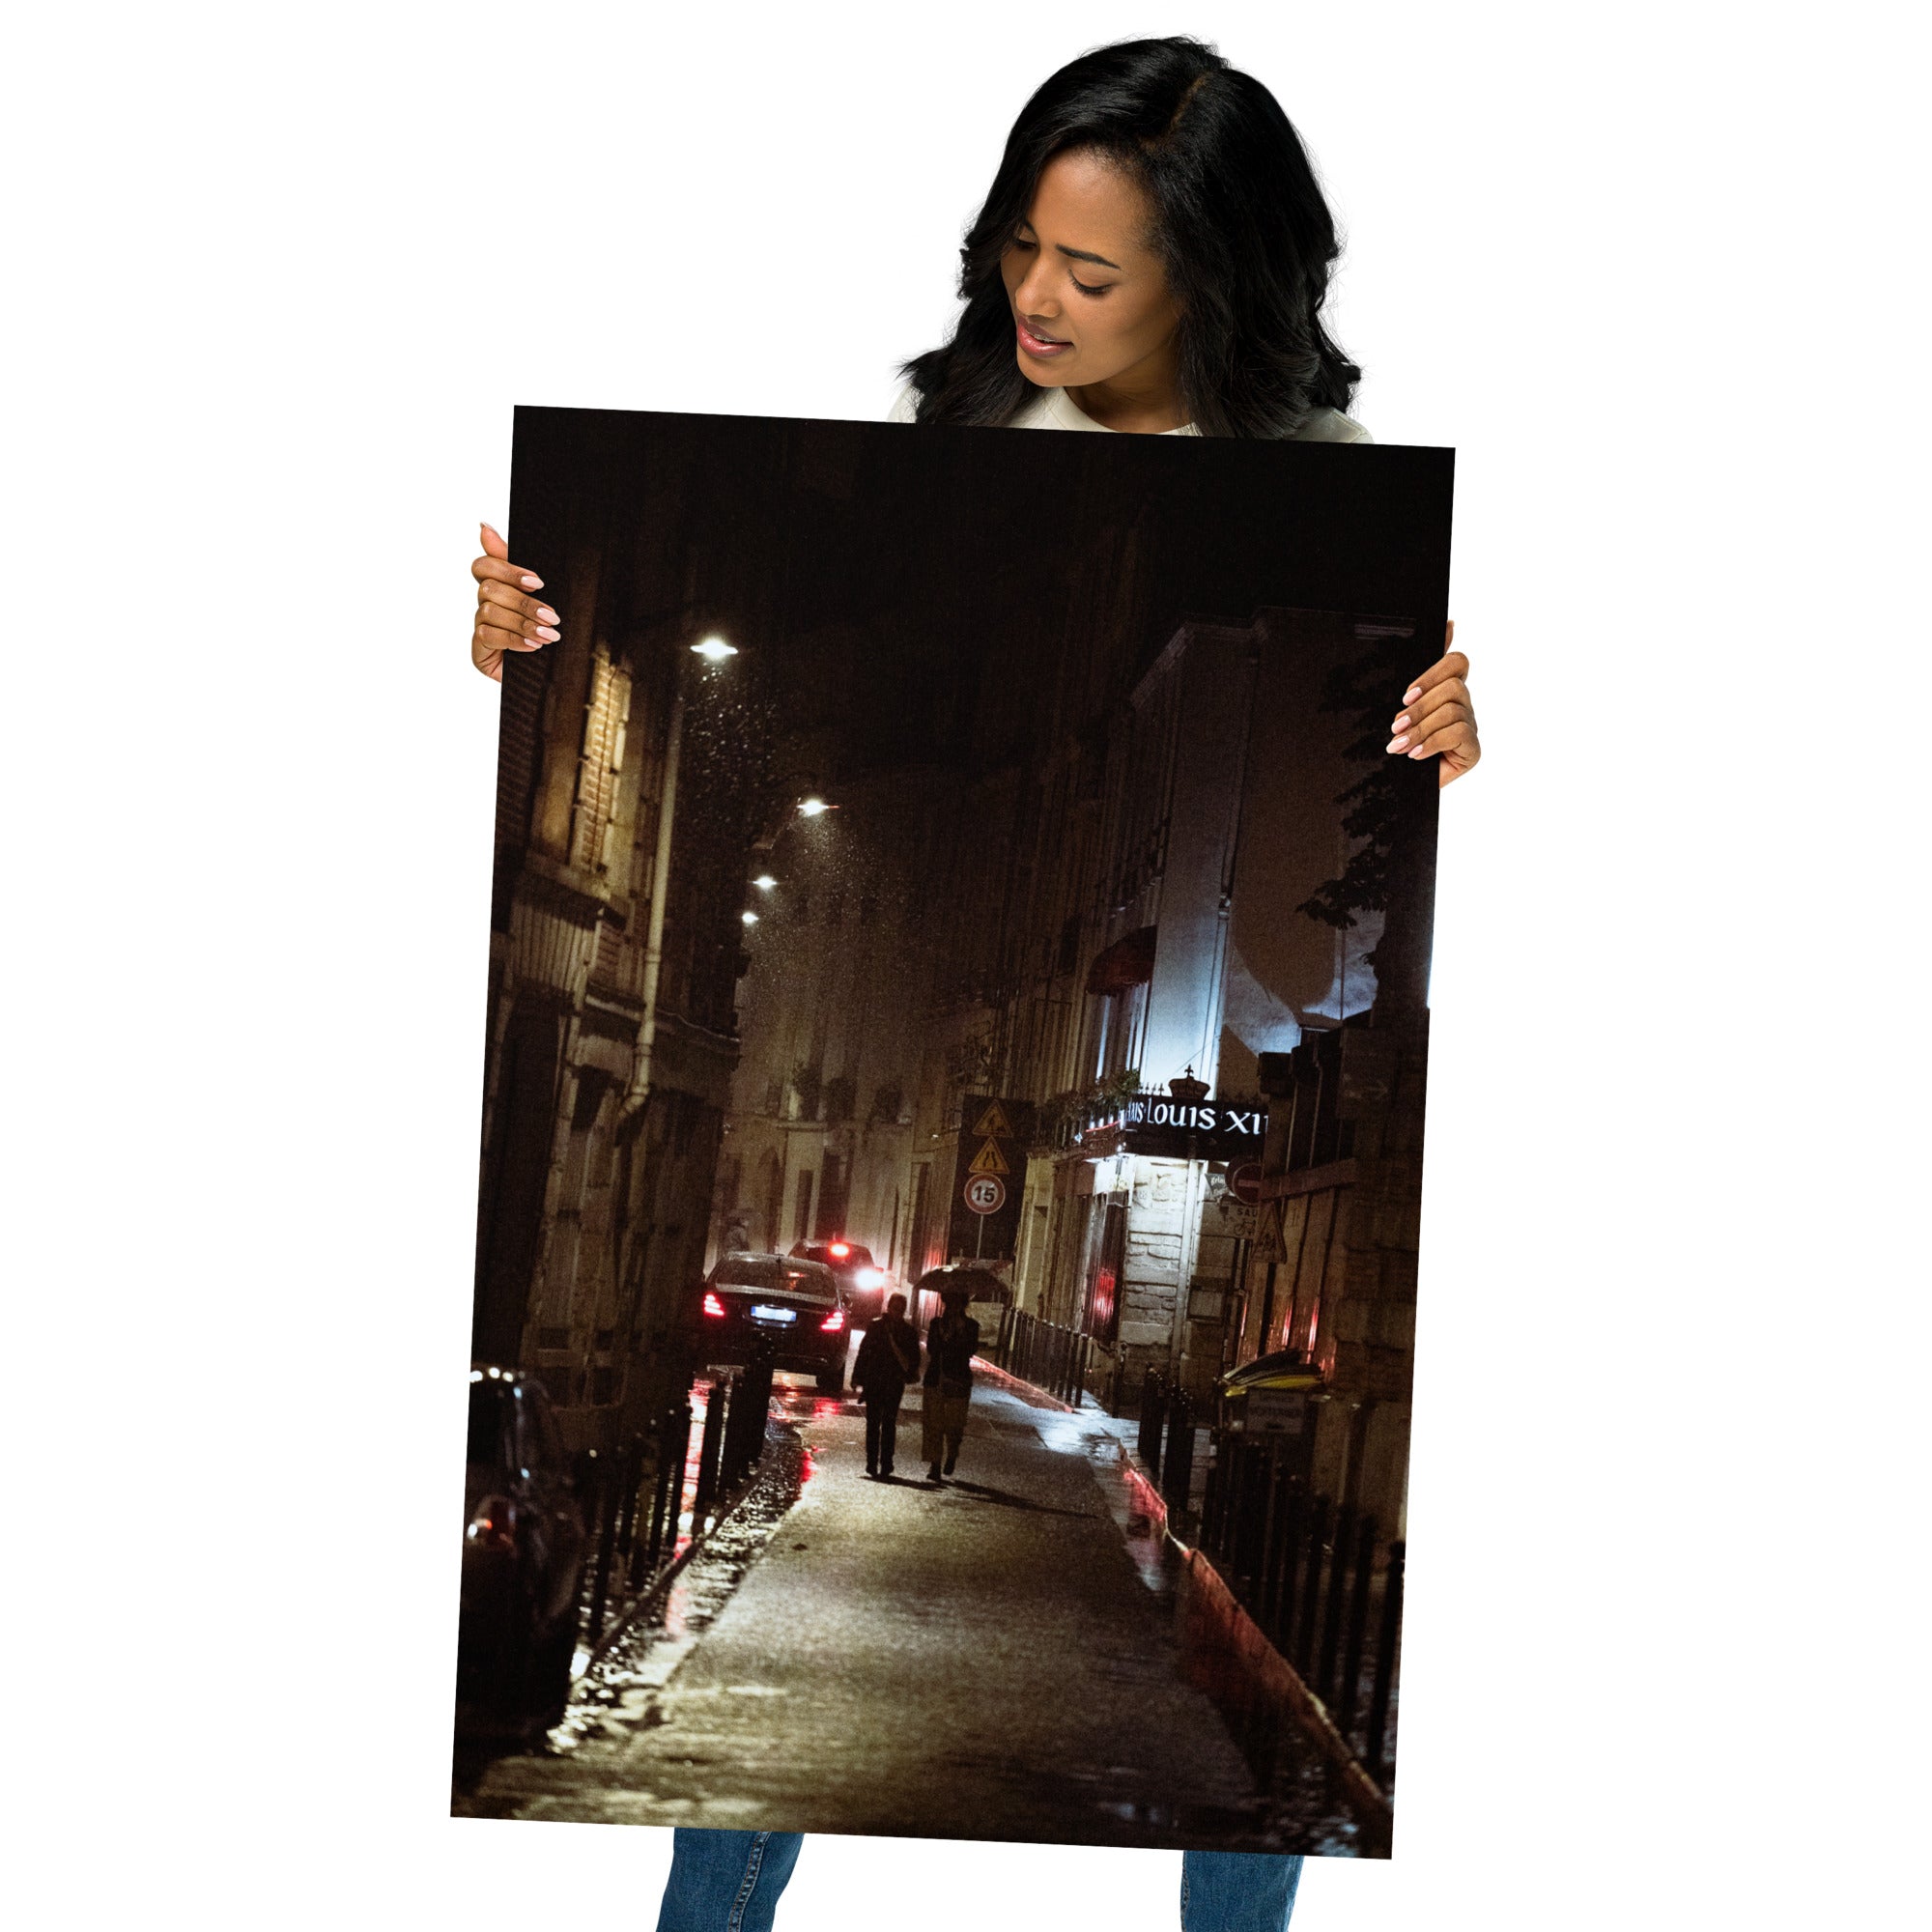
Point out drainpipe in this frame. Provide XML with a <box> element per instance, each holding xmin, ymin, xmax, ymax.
<box><xmin>625</xmin><ymin>683</ymin><xmax>685</xmax><ymax>1120</ymax></box>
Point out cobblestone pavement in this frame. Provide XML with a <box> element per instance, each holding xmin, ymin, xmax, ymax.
<box><xmin>452</xmin><ymin>1372</ymin><xmax>1364</xmax><ymax>1854</ymax></box>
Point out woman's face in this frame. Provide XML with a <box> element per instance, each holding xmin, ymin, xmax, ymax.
<box><xmin>1000</xmin><ymin>148</ymin><xmax>1181</xmax><ymax>394</ymax></box>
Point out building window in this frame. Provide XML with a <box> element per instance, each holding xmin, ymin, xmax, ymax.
<box><xmin>570</xmin><ymin>646</ymin><xmax>632</xmax><ymax>875</ymax></box>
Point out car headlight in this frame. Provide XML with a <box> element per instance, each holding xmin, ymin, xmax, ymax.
<box><xmin>854</xmin><ymin>1267</ymin><xmax>884</xmax><ymax>1289</ymax></box>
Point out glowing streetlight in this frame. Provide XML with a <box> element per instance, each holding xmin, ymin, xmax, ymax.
<box><xmin>798</xmin><ymin>796</ymin><xmax>831</xmax><ymax>818</ymax></box>
<box><xmin>741</xmin><ymin>909</ymin><xmax>759</xmax><ymax>926</ymax></box>
<box><xmin>752</xmin><ymin>874</ymin><xmax>777</xmax><ymax>891</ymax></box>
<box><xmin>691</xmin><ymin>636</ymin><xmax>738</xmax><ymax>662</ymax></box>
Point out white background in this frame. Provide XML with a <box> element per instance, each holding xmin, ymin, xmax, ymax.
<box><xmin>5</xmin><ymin>3</ymin><xmax>1925</xmax><ymax>1927</ymax></box>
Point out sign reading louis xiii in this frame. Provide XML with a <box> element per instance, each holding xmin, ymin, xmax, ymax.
<box><xmin>1083</xmin><ymin>1094</ymin><xmax>1265</xmax><ymax>1160</ymax></box>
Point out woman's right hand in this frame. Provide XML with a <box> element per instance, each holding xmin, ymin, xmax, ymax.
<box><xmin>470</xmin><ymin>522</ymin><xmax>560</xmax><ymax>682</ymax></box>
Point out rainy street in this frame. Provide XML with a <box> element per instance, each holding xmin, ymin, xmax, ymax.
<box><xmin>464</xmin><ymin>415</ymin><xmax>1427</xmax><ymax>1844</ymax></box>
<box><xmin>453</xmin><ymin>1365</ymin><xmax>1367</xmax><ymax>1854</ymax></box>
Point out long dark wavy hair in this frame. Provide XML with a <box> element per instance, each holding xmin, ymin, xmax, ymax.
<box><xmin>900</xmin><ymin>38</ymin><xmax>1359</xmax><ymax>439</ymax></box>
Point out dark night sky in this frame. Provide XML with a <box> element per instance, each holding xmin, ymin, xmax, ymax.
<box><xmin>509</xmin><ymin>406</ymin><xmax>1453</xmax><ymax>795</ymax></box>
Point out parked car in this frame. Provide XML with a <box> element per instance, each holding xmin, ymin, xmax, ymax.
<box><xmin>456</xmin><ymin>1367</ymin><xmax>586</xmax><ymax>1737</ymax></box>
<box><xmin>789</xmin><ymin>1237</ymin><xmax>890</xmax><ymax>1323</ymax></box>
<box><xmin>697</xmin><ymin>1250</ymin><xmax>849</xmax><ymax>1392</ymax></box>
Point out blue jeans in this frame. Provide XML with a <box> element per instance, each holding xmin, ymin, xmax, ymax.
<box><xmin>657</xmin><ymin>1831</ymin><xmax>1300</xmax><ymax>1932</ymax></box>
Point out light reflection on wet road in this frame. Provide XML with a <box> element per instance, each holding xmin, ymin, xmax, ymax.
<box><xmin>452</xmin><ymin>1370</ymin><xmax>1365</xmax><ymax>1854</ymax></box>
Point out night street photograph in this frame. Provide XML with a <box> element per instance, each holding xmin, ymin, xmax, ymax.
<box><xmin>455</xmin><ymin>408</ymin><xmax>1452</xmax><ymax>1856</ymax></box>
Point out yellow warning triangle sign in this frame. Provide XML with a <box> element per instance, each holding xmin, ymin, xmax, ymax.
<box><xmin>966</xmin><ymin>1137</ymin><xmax>1011</xmax><ymax>1177</ymax></box>
<box><xmin>971</xmin><ymin>1100</ymin><xmax>1014</xmax><ymax>1140</ymax></box>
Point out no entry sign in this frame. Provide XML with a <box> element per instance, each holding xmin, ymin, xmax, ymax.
<box><xmin>1228</xmin><ymin>1160</ymin><xmax>1264</xmax><ymax>1206</ymax></box>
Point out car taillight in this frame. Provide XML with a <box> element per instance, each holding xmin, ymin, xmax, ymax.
<box><xmin>829</xmin><ymin>1241</ymin><xmax>850</xmax><ymax>1259</ymax></box>
<box><xmin>820</xmin><ymin>1308</ymin><xmax>846</xmax><ymax>1333</ymax></box>
<box><xmin>466</xmin><ymin>1495</ymin><xmax>517</xmax><ymax>1552</ymax></box>
<box><xmin>703</xmin><ymin>1292</ymin><xmax>727</xmax><ymax>1319</ymax></box>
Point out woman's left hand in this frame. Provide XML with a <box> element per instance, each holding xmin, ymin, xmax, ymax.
<box><xmin>1386</xmin><ymin>621</ymin><xmax>1479</xmax><ymax>787</ymax></box>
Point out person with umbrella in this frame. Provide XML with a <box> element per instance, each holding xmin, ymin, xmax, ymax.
<box><xmin>852</xmin><ymin>1291</ymin><xmax>920</xmax><ymax>1478</ymax></box>
<box><xmin>921</xmin><ymin>1277</ymin><xmax>981</xmax><ymax>1483</ymax></box>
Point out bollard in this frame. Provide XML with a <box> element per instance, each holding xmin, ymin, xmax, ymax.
<box><xmin>1365</xmin><ymin>1542</ymin><xmax>1405</xmax><ymax>1785</ymax></box>
<box><xmin>1273</xmin><ymin>1480</ymin><xmax>1308</xmax><ymax>1653</ymax></box>
<box><xmin>1317</xmin><ymin>1502</ymin><xmax>1353</xmax><ymax>1703</ymax></box>
<box><xmin>692</xmin><ymin>1376</ymin><xmax>728</xmax><ymax>1520</ymax></box>
<box><xmin>1161</xmin><ymin>1388</ymin><xmax>1195</xmax><ymax>1515</ymax></box>
<box><xmin>1250</xmin><ymin>1444</ymin><xmax>1282</xmax><ymax>1607</ymax></box>
<box><xmin>1139</xmin><ymin>1370</ymin><xmax>1168</xmax><ymax>1476</ymax></box>
<box><xmin>1335</xmin><ymin>1513</ymin><xmax>1378</xmax><ymax>1746</ymax></box>
<box><xmin>586</xmin><ymin>1447</ymin><xmax>619</xmax><ymax>1645</ymax></box>
<box><xmin>1293</xmin><ymin>1493</ymin><xmax>1331</xmax><ymax>1674</ymax></box>
<box><xmin>724</xmin><ymin>1342</ymin><xmax>775</xmax><ymax>1485</ymax></box>
<box><xmin>616</xmin><ymin>1434</ymin><xmax>642</xmax><ymax>1565</ymax></box>
<box><xmin>640</xmin><ymin>1396</ymin><xmax>694</xmax><ymax>1578</ymax></box>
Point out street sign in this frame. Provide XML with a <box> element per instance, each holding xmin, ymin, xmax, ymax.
<box><xmin>1080</xmin><ymin>1093</ymin><xmax>1266</xmax><ymax>1160</ymax></box>
<box><xmin>962</xmin><ymin>1174</ymin><xmax>1007</xmax><ymax>1215</ymax></box>
<box><xmin>1228</xmin><ymin>1160</ymin><xmax>1263</xmax><ymax>1206</ymax></box>
<box><xmin>1244</xmin><ymin>1388</ymin><xmax>1308</xmax><ymax>1434</ymax></box>
<box><xmin>966</xmin><ymin>1137</ymin><xmax>1010</xmax><ymax>1176</ymax></box>
<box><xmin>948</xmin><ymin>1094</ymin><xmax>1036</xmax><ymax>1260</ymax></box>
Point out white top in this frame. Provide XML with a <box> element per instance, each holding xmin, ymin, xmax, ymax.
<box><xmin>887</xmin><ymin>379</ymin><xmax>1371</xmax><ymax>442</ymax></box>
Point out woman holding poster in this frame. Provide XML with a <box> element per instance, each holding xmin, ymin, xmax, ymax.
<box><xmin>469</xmin><ymin>35</ymin><xmax>1479</xmax><ymax>1932</ymax></box>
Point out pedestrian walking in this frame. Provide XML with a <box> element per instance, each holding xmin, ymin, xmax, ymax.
<box><xmin>473</xmin><ymin>36</ymin><xmax>1484</xmax><ymax>1932</ymax></box>
<box><xmin>852</xmin><ymin>1292</ymin><xmax>920</xmax><ymax>1478</ymax></box>
<box><xmin>921</xmin><ymin>1282</ymin><xmax>980</xmax><ymax>1483</ymax></box>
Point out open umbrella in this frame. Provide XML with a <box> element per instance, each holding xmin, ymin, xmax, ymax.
<box><xmin>912</xmin><ymin>1264</ymin><xmax>1010</xmax><ymax>1305</ymax></box>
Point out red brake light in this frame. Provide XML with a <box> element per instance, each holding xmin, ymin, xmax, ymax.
<box><xmin>466</xmin><ymin>1495</ymin><xmax>516</xmax><ymax>1552</ymax></box>
<box><xmin>829</xmin><ymin>1241</ymin><xmax>850</xmax><ymax>1259</ymax></box>
<box><xmin>819</xmin><ymin>1307</ymin><xmax>846</xmax><ymax>1333</ymax></box>
<box><xmin>702</xmin><ymin>1292</ymin><xmax>726</xmax><ymax>1319</ymax></box>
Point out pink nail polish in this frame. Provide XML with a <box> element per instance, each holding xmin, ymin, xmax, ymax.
<box><xmin>1386</xmin><ymin>735</ymin><xmax>1408</xmax><ymax>753</ymax></box>
<box><xmin>1403</xmin><ymin>685</ymin><xmax>1421</xmax><ymax>704</ymax></box>
<box><xmin>1392</xmin><ymin>713</ymin><xmax>1410</xmax><ymax>731</ymax></box>
<box><xmin>534</xmin><ymin>625</ymin><xmax>560</xmax><ymax>642</ymax></box>
<box><xmin>521</xmin><ymin>574</ymin><xmax>543</xmax><ymax>589</ymax></box>
<box><xmin>536</xmin><ymin>607</ymin><xmax>558</xmax><ymax>624</ymax></box>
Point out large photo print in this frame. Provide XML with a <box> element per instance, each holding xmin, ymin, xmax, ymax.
<box><xmin>454</xmin><ymin>407</ymin><xmax>1452</xmax><ymax>1858</ymax></box>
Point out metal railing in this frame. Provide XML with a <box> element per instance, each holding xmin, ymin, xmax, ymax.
<box><xmin>994</xmin><ymin>1307</ymin><xmax>1093</xmax><ymax>1407</ymax></box>
<box><xmin>570</xmin><ymin>1341</ymin><xmax>778</xmax><ymax>1652</ymax></box>
<box><xmin>1198</xmin><ymin>1428</ymin><xmax>1405</xmax><ymax>1789</ymax></box>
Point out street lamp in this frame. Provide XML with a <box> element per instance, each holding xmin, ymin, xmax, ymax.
<box><xmin>751</xmin><ymin>873</ymin><xmax>777</xmax><ymax>892</ymax></box>
<box><xmin>797</xmin><ymin>796</ymin><xmax>832</xmax><ymax>818</ymax></box>
<box><xmin>630</xmin><ymin>634</ymin><xmax>740</xmax><ymax>1119</ymax></box>
<box><xmin>741</xmin><ymin>909</ymin><xmax>759</xmax><ymax>926</ymax></box>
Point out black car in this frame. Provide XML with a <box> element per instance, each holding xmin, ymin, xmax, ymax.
<box><xmin>456</xmin><ymin>1368</ymin><xmax>586</xmax><ymax>1737</ymax></box>
<box><xmin>790</xmin><ymin>1238</ymin><xmax>890</xmax><ymax>1324</ymax></box>
<box><xmin>697</xmin><ymin>1251</ymin><xmax>849</xmax><ymax>1392</ymax></box>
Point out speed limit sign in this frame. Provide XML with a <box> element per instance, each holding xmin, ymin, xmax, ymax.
<box><xmin>962</xmin><ymin>1174</ymin><xmax>1007</xmax><ymax>1215</ymax></box>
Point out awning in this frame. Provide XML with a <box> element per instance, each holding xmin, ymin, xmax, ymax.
<box><xmin>1085</xmin><ymin>925</ymin><xmax>1157</xmax><ymax>996</ymax></box>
